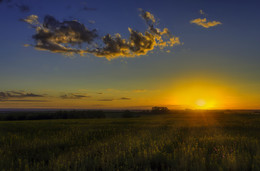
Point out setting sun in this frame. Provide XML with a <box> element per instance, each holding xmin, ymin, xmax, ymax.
<box><xmin>196</xmin><ymin>99</ymin><xmax>206</xmax><ymax>108</ymax></box>
<box><xmin>166</xmin><ymin>78</ymin><xmax>235</xmax><ymax>109</ymax></box>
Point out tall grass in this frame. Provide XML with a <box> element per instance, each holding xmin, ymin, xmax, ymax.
<box><xmin>0</xmin><ymin>112</ymin><xmax>259</xmax><ymax>170</ymax></box>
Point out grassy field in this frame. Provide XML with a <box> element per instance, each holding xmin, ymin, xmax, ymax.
<box><xmin>0</xmin><ymin>111</ymin><xmax>259</xmax><ymax>170</ymax></box>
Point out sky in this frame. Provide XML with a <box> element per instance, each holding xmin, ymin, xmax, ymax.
<box><xmin>0</xmin><ymin>0</ymin><xmax>260</xmax><ymax>110</ymax></box>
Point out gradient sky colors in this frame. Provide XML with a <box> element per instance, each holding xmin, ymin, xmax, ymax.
<box><xmin>0</xmin><ymin>0</ymin><xmax>260</xmax><ymax>109</ymax></box>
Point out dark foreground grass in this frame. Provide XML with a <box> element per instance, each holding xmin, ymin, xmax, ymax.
<box><xmin>0</xmin><ymin>111</ymin><xmax>259</xmax><ymax>170</ymax></box>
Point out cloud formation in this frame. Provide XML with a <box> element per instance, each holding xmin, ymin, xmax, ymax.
<box><xmin>60</xmin><ymin>93</ymin><xmax>90</xmax><ymax>99</ymax></box>
<box><xmin>98</xmin><ymin>99</ymin><xmax>114</xmax><ymax>101</ymax></box>
<box><xmin>6</xmin><ymin>100</ymin><xmax>49</xmax><ymax>102</ymax></box>
<box><xmin>120</xmin><ymin>97</ymin><xmax>131</xmax><ymax>100</ymax></box>
<box><xmin>190</xmin><ymin>18</ymin><xmax>221</xmax><ymax>28</ymax></box>
<box><xmin>22</xmin><ymin>9</ymin><xmax>180</xmax><ymax>60</ymax></box>
<box><xmin>22</xmin><ymin>15</ymin><xmax>98</xmax><ymax>54</ymax></box>
<box><xmin>0</xmin><ymin>91</ymin><xmax>44</xmax><ymax>101</ymax></box>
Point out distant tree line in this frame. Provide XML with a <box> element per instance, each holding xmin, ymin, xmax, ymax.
<box><xmin>0</xmin><ymin>107</ymin><xmax>180</xmax><ymax>121</ymax></box>
<box><xmin>0</xmin><ymin>110</ymin><xmax>106</xmax><ymax>121</ymax></box>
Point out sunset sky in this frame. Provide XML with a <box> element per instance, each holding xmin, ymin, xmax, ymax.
<box><xmin>0</xmin><ymin>0</ymin><xmax>260</xmax><ymax>109</ymax></box>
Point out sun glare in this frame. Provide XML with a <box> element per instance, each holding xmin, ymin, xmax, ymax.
<box><xmin>196</xmin><ymin>99</ymin><xmax>206</xmax><ymax>108</ymax></box>
<box><xmin>167</xmin><ymin>78</ymin><xmax>233</xmax><ymax>109</ymax></box>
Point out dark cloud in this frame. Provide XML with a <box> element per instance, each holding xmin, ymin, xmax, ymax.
<box><xmin>22</xmin><ymin>9</ymin><xmax>180</xmax><ymax>60</ymax></box>
<box><xmin>60</xmin><ymin>93</ymin><xmax>90</xmax><ymax>99</ymax></box>
<box><xmin>0</xmin><ymin>91</ymin><xmax>44</xmax><ymax>101</ymax></box>
<box><xmin>82</xmin><ymin>6</ymin><xmax>97</xmax><ymax>11</ymax></box>
<box><xmin>98</xmin><ymin>97</ymin><xmax>131</xmax><ymax>101</ymax></box>
<box><xmin>98</xmin><ymin>99</ymin><xmax>114</xmax><ymax>101</ymax></box>
<box><xmin>22</xmin><ymin>15</ymin><xmax>97</xmax><ymax>54</ymax></box>
<box><xmin>15</xmin><ymin>4</ymin><xmax>30</xmax><ymax>12</ymax></box>
<box><xmin>0</xmin><ymin>0</ymin><xmax>30</xmax><ymax>13</ymax></box>
<box><xmin>5</xmin><ymin>100</ymin><xmax>49</xmax><ymax>102</ymax></box>
<box><xmin>120</xmin><ymin>97</ymin><xmax>131</xmax><ymax>100</ymax></box>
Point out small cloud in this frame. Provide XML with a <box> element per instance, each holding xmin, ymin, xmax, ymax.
<box><xmin>139</xmin><ymin>8</ymin><xmax>156</xmax><ymax>24</ymax></box>
<box><xmin>199</xmin><ymin>10</ymin><xmax>205</xmax><ymax>15</ymax></box>
<box><xmin>98</xmin><ymin>99</ymin><xmax>114</xmax><ymax>101</ymax></box>
<box><xmin>190</xmin><ymin>18</ymin><xmax>221</xmax><ymax>28</ymax></box>
<box><xmin>60</xmin><ymin>93</ymin><xmax>90</xmax><ymax>99</ymax></box>
<box><xmin>119</xmin><ymin>97</ymin><xmax>131</xmax><ymax>100</ymax></box>
<box><xmin>0</xmin><ymin>91</ymin><xmax>44</xmax><ymax>101</ymax></box>
<box><xmin>15</xmin><ymin>4</ymin><xmax>30</xmax><ymax>12</ymax></box>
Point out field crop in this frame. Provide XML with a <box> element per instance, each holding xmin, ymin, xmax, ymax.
<box><xmin>0</xmin><ymin>111</ymin><xmax>259</xmax><ymax>170</ymax></box>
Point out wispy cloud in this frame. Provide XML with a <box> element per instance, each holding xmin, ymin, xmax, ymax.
<box><xmin>98</xmin><ymin>99</ymin><xmax>114</xmax><ymax>101</ymax></box>
<box><xmin>97</xmin><ymin>97</ymin><xmax>131</xmax><ymax>101</ymax></box>
<box><xmin>81</xmin><ymin>1</ymin><xmax>97</xmax><ymax>11</ymax></box>
<box><xmin>82</xmin><ymin>6</ymin><xmax>97</xmax><ymax>11</ymax></box>
<box><xmin>5</xmin><ymin>100</ymin><xmax>49</xmax><ymax>102</ymax></box>
<box><xmin>190</xmin><ymin>18</ymin><xmax>221</xmax><ymax>28</ymax></box>
<box><xmin>22</xmin><ymin>9</ymin><xmax>180</xmax><ymax>60</ymax></box>
<box><xmin>0</xmin><ymin>91</ymin><xmax>45</xmax><ymax>101</ymax></box>
<box><xmin>0</xmin><ymin>0</ymin><xmax>30</xmax><ymax>13</ymax></box>
<box><xmin>60</xmin><ymin>93</ymin><xmax>90</xmax><ymax>99</ymax></box>
<box><xmin>119</xmin><ymin>97</ymin><xmax>131</xmax><ymax>100</ymax></box>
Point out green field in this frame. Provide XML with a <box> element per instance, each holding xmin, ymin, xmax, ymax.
<box><xmin>0</xmin><ymin>111</ymin><xmax>260</xmax><ymax>170</ymax></box>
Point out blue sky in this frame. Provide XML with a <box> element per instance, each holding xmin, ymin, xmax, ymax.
<box><xmin>0</xmin><ymin>0</ymin><xmax>260</xmax><ymax>109</ymax></box>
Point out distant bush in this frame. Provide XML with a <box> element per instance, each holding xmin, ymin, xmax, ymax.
<box><xmin>121</xmin><ymin>110</ymin><xmax>139</xmax><ymax>118</ymax></box>
<box><xmin>151</xmin><ymin>107</ymin><xmax>170</xmax><ymax>114</ymax></box>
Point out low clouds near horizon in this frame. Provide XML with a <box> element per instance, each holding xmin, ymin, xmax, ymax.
<box><xmin>60</xmin><ymin>93</ymin><xmax>91</xmax><ymax>99</ymax></box>
<box><xmin>0</xmin><ymin>91</ymin><xmax>44</xmax><ymax>101</ymax></box>
<box><xmin>22</xmin><ymin>9</ymin><xmax>180</xmax><ymax>60</ymax></box>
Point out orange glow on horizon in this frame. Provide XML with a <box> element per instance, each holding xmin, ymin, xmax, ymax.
<box><xmin>166</xmin><ymin>78</ymin><xmax>238</xmax><ymax>109</ymax></box>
